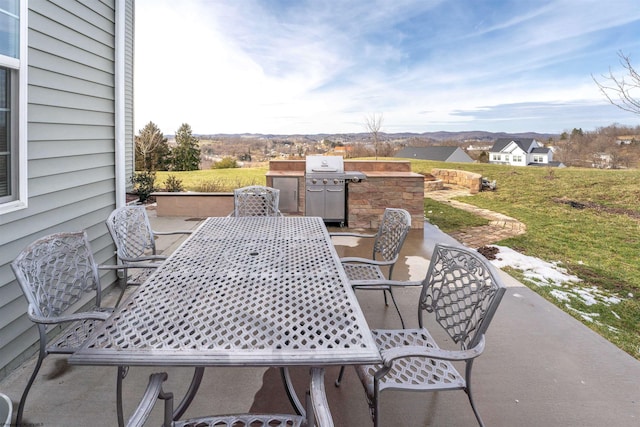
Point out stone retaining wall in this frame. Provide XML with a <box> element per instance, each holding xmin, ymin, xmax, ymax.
<box><xmin>431</xmin><ymin>168</ymin><xmax>482</xmax><ymax>194</ymax></box>
<box><xmin>424</xmin><ymin>179</ymin><xmax>444</xmax><ymax>191</ymax></box>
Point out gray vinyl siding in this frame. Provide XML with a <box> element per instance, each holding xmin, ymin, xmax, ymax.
<box><xmin>0</xmin><ymin>0</ymin><xmax>133</xmax><ymax>379</ymax></box>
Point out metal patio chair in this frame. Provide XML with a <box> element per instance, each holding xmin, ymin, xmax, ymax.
<box><xmin>339</xmin><ymin>243</ymin><xmax>506</xmax><ymax>427</ymax></box>
<box><xmin>11</xmin><ymin>231</ymin><xmax>114</xmax><ymax>426</ymax></box>
<box><xmin>127</xmin><ymin>368</ymin><xmax>334</xmax><ymax>427</ymax></box>
<box><xmin>0</xmin><ymin>392</ymin><xmax>11</xmax><ymax>427</ymax></box>
<box><xmin>330</xmin><ymin>208</ymin><xmax>412</xmax><ymax>326</ymax></box>
<box><xmin>232</xmin><ymin>185</ymin><xmax>282</xmax><ymax>217</ymax></box>
<box><xmin>106</xmin><ymin>206</ymin><xmax>192</xmax><ymax>306</ymax></box>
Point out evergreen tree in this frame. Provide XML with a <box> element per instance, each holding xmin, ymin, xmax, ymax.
<box><xmin>135</xmin><ymin>121</ymin><xmax>171</xmax><ymax>171</ymax></box>
<box><xmin>172</xmin><ymin>123</ymin><xmax>201</xmax><ymax>171</ymax></box>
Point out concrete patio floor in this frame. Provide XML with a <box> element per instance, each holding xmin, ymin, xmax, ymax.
<box><xmin>1</xmin><ymin>211</ymin><xmax>639</xmax><ymax>426</ymax></box>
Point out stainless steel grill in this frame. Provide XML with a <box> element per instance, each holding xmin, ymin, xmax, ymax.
<box><xmin>305</xmin><ymin>156</ymin><xmax>366</xmax><ymax>226</ymax></box>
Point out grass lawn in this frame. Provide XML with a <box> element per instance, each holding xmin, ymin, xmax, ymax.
<box><xmin>155</xmin><ymin>166</ymin><xmax>269</xmax><ymax>192</ymax></box>
<box><xmin>409</xmin><ymin>159</ymin><xmax>640</xmax><ymax>359</ymax></box>
<box><xmin>145</xmin><ymin>160</ymin><xmax>640</xmax><ymax>359</ymax></box>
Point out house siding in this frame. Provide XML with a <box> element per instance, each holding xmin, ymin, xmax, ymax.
<box><xmin>489</xmin><ymin>138</ymin><xmax>551</xmax><ymax>167</ymax></box>
<box><xmin>0</xmin><ymin>0</ymin><xmax>132</xmax><ymax>379</ymax></box>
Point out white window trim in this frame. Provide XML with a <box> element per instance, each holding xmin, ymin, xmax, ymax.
<box><xmin>0</xmin><ymin>0</ymin><xmax>28</xmax><ymax>215</ymax></box>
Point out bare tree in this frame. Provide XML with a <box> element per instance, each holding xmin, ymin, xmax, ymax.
<box><xmin>135</xmin><ymin>121</ymin><xmax>170</xmax><ymax>171</ymax></box>
<box><xmin>365</xmin><ymin>113</ymin><xmax>384</xmax><ymax>159</ymax></box>
<box><xmin>593</xmin><ymin>51</ymin><xmax>640</xmax><ymax>115</ymax></box>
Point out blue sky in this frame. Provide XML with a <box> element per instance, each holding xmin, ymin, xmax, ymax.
<box><xmin>135</xmin><ymin>0</ymin><xmax>640</xmax><ymax>135</ymax></box>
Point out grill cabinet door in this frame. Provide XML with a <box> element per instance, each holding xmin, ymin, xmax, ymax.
<box><xmin>305</xmin><ymin>185</ymin><xmax>325</xmax><ymax>217</ymax></box>
<box><xmin>272</xmin><ymin>177</ymin><xmax>298</xmax><ymax>213</ymax></box>
<box><xmin>323</xmin><ymin>186</ymin><xmax>345</xmax><ymax>222</ymax></box>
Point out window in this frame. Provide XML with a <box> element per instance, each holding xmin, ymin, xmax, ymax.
<box><xmin>514</xmin><ymin>155</ymin><xmax>522</xmax><ymax>162</ymax></box>
<box><xmin>533</xmin><ymin>155</ymin><xmax>544</xmax><ymax>163</ymax></box>
<box><xmin>504</xmin><ymin>155</ymin><xmax>509</xmax><ymax>162</ymax></box>
<box><xmin>0</xmin><ymin>0</ymin><xmax>26</xmax><ymax>212</ymax></box>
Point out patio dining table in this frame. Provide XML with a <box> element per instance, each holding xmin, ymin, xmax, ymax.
<box><xmin>70</xmin><ymin>216</ymin><xmax>380</xmax><ymax>425</ymax></box>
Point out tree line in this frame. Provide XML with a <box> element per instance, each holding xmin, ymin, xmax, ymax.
<box><xmin>135</xmin><ymin>121</ymin><xmax>200</xmax><ymax>172</ymax></box>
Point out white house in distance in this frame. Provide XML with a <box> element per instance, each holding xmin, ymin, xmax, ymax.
<box><xmin>489</xmin><ymin>138</ymin><xmax>562</xmax><ymax>167</ymax></box>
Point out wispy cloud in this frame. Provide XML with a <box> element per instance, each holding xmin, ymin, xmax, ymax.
<box><xmin>135</xmin><ymin>0</ymin><xmax>640</xmax><ymax>134</ymax></box>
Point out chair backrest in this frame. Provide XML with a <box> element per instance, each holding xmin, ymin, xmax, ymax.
<box><xmin>106</xmin><ymin>206</ymin><xmax>156</xmax><ymax>261</ymax></box>
<box><xmin>233</xmin><ymin>185</ymin><xmax>281</xmax><ymax>217</ymax></box>
<box><xmin>372</xmin><ymin>208</ymin><xmax>411</xmax><ymax>266</ymax></box>
<box><xmin>11</xmin><ymin>231</ymin><xmax>102</xmax><ymax>320</ymax></box>
<box><xmin>418</xmin><ymin>243</ymin><xmax>506</xmax><ymax>350</ymax></box>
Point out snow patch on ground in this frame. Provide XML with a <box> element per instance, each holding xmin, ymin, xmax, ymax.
<box><xmin>489</xmin><ymin>245</ymin><xmax>581</xmax><ymax>286</ymax></box>
<box><xmin>487</xmin><ymin>245</ymin><xmax>624</xmax><ymax>331</ymax></box>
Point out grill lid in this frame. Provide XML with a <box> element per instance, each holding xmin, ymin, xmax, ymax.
<box><xmin>305</xmin><ymin>155</ymin><xmax>344</xmax><ymax>174</ymax></box>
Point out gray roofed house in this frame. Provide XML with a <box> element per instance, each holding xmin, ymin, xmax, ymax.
<box><xmin>395</xmin><ymin>146</ymin><xmax>473</xmax><ymax>163</ymax></box>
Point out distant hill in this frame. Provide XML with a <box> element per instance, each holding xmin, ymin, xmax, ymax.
<box><xmin>187</xmin><ymin>130</ymin><xmax>558</xmax><ymax>142</ymax></box>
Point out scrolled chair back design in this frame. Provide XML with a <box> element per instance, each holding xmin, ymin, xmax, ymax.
<box><xmin>419</xmin><ymin>244</ymin><xmax>502</xmax><ymax>349</ymax></box>
<box><xmin>373</xmin><ymin>208</ymin><xmax>412</xmax><ymax>262</ymax></box>
<box><xmin>106</xmin><ymin>205</ymin><xmax>156</xmax><ymax>260</ymax></box>
<box><xmin>233</xmin><ymin>185</ymin><xmax>281</xmax><ymax>217</ymax></box>
<box><xmin>13</xmin><ymin>231</ymin><xmax>101</xmax><ymax>319</ymax></box>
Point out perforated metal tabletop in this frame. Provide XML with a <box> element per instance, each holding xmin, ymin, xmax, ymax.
<box><xmin>70</xmin><ymin>216</ymin><xmax>380</xmax><ymax>367</ymax></box>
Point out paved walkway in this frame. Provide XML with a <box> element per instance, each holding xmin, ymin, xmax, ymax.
<box><xmin>425</xmin><ymin>186</ymin><xmax>526</xmax><ymax>248</ymax></box>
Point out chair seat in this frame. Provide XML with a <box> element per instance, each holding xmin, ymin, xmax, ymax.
<box><xmin>174</xmin><ymin>413</ymin><xmax>305</xmax><ymax>427</ymax></box>
<box><xmin>356</xmin><ymin>328</ymin><xmax>466</xmax><ymax>398</ymax></box>
<box><xmin>343</xmin><ymin>263</ymin><xmax>386</xmax><ymax>282</ymax></box>
<box><xmin>47</xmin><ymin>312</ymin><xmax>112</xmax><ymax>353</ymax></box>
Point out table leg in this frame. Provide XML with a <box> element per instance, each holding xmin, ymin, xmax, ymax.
<box><xmin>172</xmin><ymin>367</ymin><xmax>205</xmax><ymax>420</ymax></box>
<box><xmin>280</xmin><ymin>367</ymin><xmax>306</xmax><ymax>417</ymax></box>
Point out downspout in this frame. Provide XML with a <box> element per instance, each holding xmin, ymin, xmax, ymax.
<box><xmin>114</xmin><ymin>0</ymin><xmax>126</xmax><ymax>207</ymax></box>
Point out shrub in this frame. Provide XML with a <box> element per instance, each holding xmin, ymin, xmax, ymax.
<box><xmin>197</xmin><ymin>179</ymin><xmax>227</xmax><ymax>192</ymax></box>
<box><xmin>211</xmin><ymin>156</ymin><xmax>239</xmax><ymax>169</ymax></box>
<box><xmin>164</xmin><ymin>175</ymin><xmax>184</xmax><ymax>192</ymax></box>
<box><xmin>196</xmin><ymin>177</ymin><xmax>261</xmax><ymax>192</ymax></box>
<box><xmin>131</xmin><ymin>171</ymin><xmax>157</xmax><ymax>203</ymax></box>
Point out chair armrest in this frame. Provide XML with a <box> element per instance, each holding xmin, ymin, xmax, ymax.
<box><xmin>152</xmin><ymin>230</ymin><xmax>193</xmax><ymax>236</ymax></box>
<box><xmin>99</xmin><ymin>263</ymin><xmax>161</xmax><ymax>271</ymax></box>
<box><xmin>349</xmin><ymin>279</ymin><xmax>423</xmax><ymax>289</ymax></box>
<box><xmin>127</xmin><ymin>372</ymin><xmax>174</xmax><ymax>427</ymax></box>
<box><xmin>329</xmin><ymin>232</ymin><xmax>376</xmax><ymax>238</ymax></box>
<box><xmin>27</xmin><ymin>305</ymin><xmax>111</xmax><ymax>325</ymax></box>
<box><xmin>339</xmin><ymin>256</ymin><xmax>395</xmax><ymax>267</ymax></box>
<box><xmin>118</xmin><ymin>254</ymin><xmax>167</xmax><ymax>263</ymax></box>
<box><xmin>380</xmin><ymin>336</ymin><xmax>486</xmax><ymax>365</ymax></box>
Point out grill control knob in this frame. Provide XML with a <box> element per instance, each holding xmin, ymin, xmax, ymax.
<box><xmin>322</xmin><ymin>179</ymin><xmax>328</xmax><ymax>184</ymax></box>
<box><xmin>333</xmin><ymin>179</ymin><xmax>340</xmax><ymax>184</ymax></box>
<box><xmin>311</xmin><ymin>178</ymin><xmax>317</xmax><ymax>184</ymax></box>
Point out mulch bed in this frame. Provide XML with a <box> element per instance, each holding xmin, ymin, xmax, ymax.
<box><xmin>552</xmin><ymin>197</ymin><xmax>640</xmax><ymax>219</ymax></box>
<box><xmin>477</xmin><ymin>245</ymin><xmax>499</xmax><ymax>260</ymax></box>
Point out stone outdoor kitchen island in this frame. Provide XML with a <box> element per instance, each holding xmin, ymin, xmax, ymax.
<box><xmin>267</xmin><ymin>159</ymin><xmax>425</xmax><ymax>229</ymax></box>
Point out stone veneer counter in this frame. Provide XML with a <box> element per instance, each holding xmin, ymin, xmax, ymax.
<box><xmin>266</xmin><ymin>159</ymin><xmax>424</xmax><ymax>229</ymax></box>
